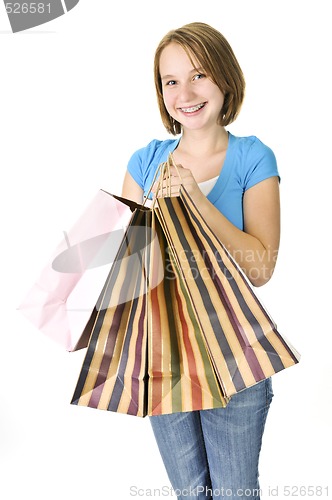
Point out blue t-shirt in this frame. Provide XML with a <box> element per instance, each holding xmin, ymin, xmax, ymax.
<box><xmin>127</xmin><ymin>131</ymin><xmax>279</xmax><ymax>231</ymax></box>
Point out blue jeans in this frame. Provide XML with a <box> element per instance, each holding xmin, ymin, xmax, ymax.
<box><xmin>149</xmin><ymin>379</ymin><xmax>273</xmax><ymax>500</ymax></box>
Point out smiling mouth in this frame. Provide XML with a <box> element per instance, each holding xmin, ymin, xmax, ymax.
<box><xmin>179</xmin><ymin>102</ymin><xmax>206</xmax><ymax>113</ymax></box>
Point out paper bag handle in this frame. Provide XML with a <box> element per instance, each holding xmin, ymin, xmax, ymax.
<box><xmin>143</xmin><ymin>153</ymin><xmax>182</xmax><ymax>207</ymax></box>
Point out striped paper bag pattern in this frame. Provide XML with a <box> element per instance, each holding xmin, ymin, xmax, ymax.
<box><xmin>155</xmin><ymin>186</ymin><xmax>300</xmax><ymax>400</ymax></box>
<box><xmin>147</xmin><ymin>210</ymin><xmax>227</xmax><ymax>415</ymax></box>
<box><xmin>71</xmin><ymin>208</ymin><xmax>151</xmax><ymax>416</ymax></box>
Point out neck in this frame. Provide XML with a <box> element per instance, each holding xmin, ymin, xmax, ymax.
<box><xmin>178</xmin><ymin>126</ymin><xmax>229</xmax><ymax>157</ymax></box>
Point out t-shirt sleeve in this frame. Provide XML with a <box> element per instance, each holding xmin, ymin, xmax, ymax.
<box><xmin>126</xmin><ymin>138</ymin><xmax>179</xmax><ymax>196</ymax></box>
<box><xmin>243</xmin><ymin>138</ymin><xmax>280</xmax><ymax>191</ymax></box>
<box><xmin>127</xmin><ymin>148</ymin><xmax>144</xmax><ymax>189</ymax></box>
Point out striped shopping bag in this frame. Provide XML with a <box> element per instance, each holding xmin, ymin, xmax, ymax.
<box><xmin>147</xmin><ymin>209</ymin><xmax>228</xmax><ymax>415</ymax></box>
<box><xmin>154</xmin><ymin>164</ymin><xmax>300</xmax><ymax>401</ymax></box>
<box><xmin>71</xmin><ymin>155</ymin><xmax>300</xmax><ymax>416</ymax></box>
<box><xmin>71</xmin><ymin>207</ymin><xmax>152</xmax><ymax>417</ymax></box>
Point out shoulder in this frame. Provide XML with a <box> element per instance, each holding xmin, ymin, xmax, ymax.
<box><xmin>127</xmin><ymin>137</ymin><xmax>180</xmax><ymax>190</ymax></box>
<box><xmin>128</xmin><ymin>138</ymin><xmax>179</xmax><ymax>166</ymax></box>
<box><xmin>230</xmin><ymin>133</ymin><xmax>276</xmax><ymax>160</ymax></box>
<box><xmin>228</xmin><ymin>133</ymin><xmax>279</xmax><ymax>189</ymax></box>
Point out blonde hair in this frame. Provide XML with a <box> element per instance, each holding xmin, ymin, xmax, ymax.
<box><xmin>154</xmin><ymin>22</ymin><xmax>245</xmax><ymax>135</ymax></box>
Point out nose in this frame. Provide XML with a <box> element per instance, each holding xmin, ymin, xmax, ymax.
<box><xmin>178</xmin><ymin>82</ymin><xmax>196</xmax><ymax>104</ymax></box>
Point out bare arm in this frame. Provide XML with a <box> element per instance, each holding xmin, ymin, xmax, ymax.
<box><xmin>121</xmin><ymin>171</ymin><xmax>144</xmax><ymax>204</ymax></box>
<box><xmin>197</xmin><ymin>177</ymin><xmax>280</xmax><ymax>287</ymax></box>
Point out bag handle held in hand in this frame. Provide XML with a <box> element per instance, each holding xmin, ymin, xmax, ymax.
<box><xmin>143</xmin><ymin>153</ymin><xmax>183</xmax><ymax>207</ymax></box>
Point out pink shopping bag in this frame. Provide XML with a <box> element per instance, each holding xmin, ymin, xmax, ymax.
<box><xmin>18</xmin><ymin>190</ymin><xmax>134</xmax><ymax>351</ymax></box>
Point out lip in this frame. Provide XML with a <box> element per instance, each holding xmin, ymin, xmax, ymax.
<box><xmin>178</xmin><ymin>102</ymin><xmax>207</xmax><ymax>115</ymax></box>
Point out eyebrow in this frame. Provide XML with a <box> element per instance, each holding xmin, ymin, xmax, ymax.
<box><xmin>161</xmin><ymin>75</ymin><xmax>176</xmax><ymax>81</ymax></box>
<box><xmin>160</xmin><ymin>67</ymin><xmax>205</xmax><ymax>81</ymax></box>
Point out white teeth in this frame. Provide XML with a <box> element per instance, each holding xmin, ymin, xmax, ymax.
<box><xmin>181</xmin><ymin>103</ymin><xmax>205</xmax><ymax>113</ymax></box>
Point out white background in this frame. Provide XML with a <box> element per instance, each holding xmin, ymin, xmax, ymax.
<box><xmin>1</xmin><ymin>1</ymin><xmax>331</xmax><ymax>499</ymax></box>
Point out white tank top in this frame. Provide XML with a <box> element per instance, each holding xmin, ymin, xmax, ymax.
<box><xmin>198</xmin><ymin>175</ymin><xmax>219</xmax><ymax>196</ymax></box>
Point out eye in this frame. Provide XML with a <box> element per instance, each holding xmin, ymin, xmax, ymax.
<box><xmin>166</xmin><ymin>80</ymin><xmax>177</xmax><ymax>86</ymax></box>
<box><xmin>194</xmin><ymin>73</ymin><xmax>206</xmax><ymax>81</ymax></box>
<box><xmin>193</xmin><ymin>73</ymin><xmax>205</xmax><ymax>81</ymax></box>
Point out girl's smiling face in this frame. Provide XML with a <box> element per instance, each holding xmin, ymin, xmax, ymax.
<box><xmin>159</xmin><ymin>42</ymin><xmax>225</xmax><ymax>132</ymax></box>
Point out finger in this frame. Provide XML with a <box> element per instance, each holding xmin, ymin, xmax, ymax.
<box><xmin>156</xmin><ymin>185</ymin><xmax>180</xmax><ymax>198</ymax></box>
<box><xmin>169</xmin><ymin>164</ymin><xmax>191</xmax><ymax>179</ymax></box>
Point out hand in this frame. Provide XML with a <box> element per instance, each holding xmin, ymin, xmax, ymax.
<box><xmin>151</xmin><ymin>164</ymin><xmax>201</xmax><ymax>199</ymax></box>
